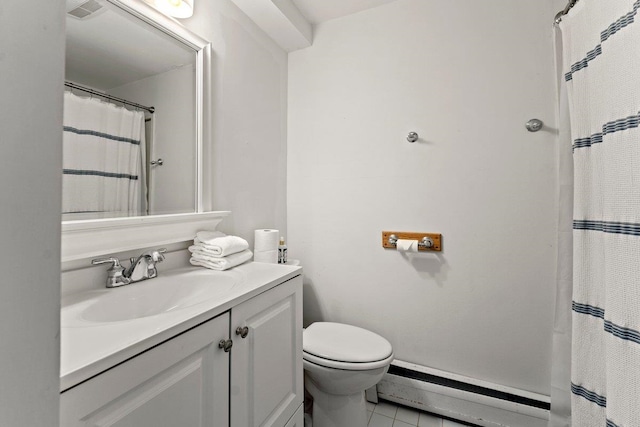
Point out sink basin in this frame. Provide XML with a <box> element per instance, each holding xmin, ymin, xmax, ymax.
<box><xmin>80</xmin><ymin>270</ymin><xmax>237</xmax><ymax>323</ymax></box>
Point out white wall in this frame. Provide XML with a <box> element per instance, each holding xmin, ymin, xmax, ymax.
<box><xmin>0</xmin><ymin>0</ymin><xmax>64</xmax><ymax>425</ymax></box>
<box><xmin>288</xmin><ymin>0</ymin><xmax>559</xmax><ymax>395</ymax></box>
<box><xmin>184</xmin><ymin>0</ymin><xmax>289</xmax><ymax>242</ymax></box>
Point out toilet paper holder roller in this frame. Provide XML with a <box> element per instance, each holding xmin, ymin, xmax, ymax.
<box><xmin>382</xmin><ymin>231</ymin><xmax>442</xmax><ymax>252</ymax></box>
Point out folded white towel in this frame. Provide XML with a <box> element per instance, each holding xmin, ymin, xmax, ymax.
<box><xmin>188</xmin><ymin>241</ymin><xmax>249</xmax><ymax>258</ymax></box>
<box><xmin>195</xmin><ymin>230</ymin><xmax>225</xmax><ymax>242</ymax></box>
<box><xmin>192</xmin><ymin>238</ymin><xmax>249</xmax><ymax>256</ymax></box>
<box><xmin>193</xmin><ymin>232</ymin><xmax>249</xmax><ymax>257</ymax></box>
<box><xmin>190</xmin><ymin>249</ymin><xmax>253</xmax><ymax>271</ymax></box>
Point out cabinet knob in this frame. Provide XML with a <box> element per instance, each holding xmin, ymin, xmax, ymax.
<box><xmin>218</xmin><ymin>339</ymin><xmax>233</xmax><ymax>352</ymax></box>
<box><xmin>235</xmin><ymin>326</ymin><xmax>249</xmax><ymax>339</ymax></box>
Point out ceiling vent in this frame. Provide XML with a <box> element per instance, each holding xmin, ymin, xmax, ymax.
<box><xmin>66</xmin><ymin>0</ymin><xmax>104</xmax><ymax>19</ymax></box>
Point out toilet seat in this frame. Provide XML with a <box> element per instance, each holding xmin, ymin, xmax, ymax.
<box><xmin>303</xmin><ymin>322</ymin><xmax>394</xmax><ymax>371</ymax></box>
<box><xmin>303</xmin><ymin>350</ymin><xmax>394</xmax><ymax>371</ymax></box>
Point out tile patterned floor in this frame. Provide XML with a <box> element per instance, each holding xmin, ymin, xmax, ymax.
<box><xmin>366</xmin><ymin>400</ymin><xmax>469</xmax><ymax>427</ymax></box>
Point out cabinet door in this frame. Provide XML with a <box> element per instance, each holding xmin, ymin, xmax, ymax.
<box><xmin>231</xmin><ymin>276</ymin><xmax>303</xmax><ymax>427</ymax></box>
<box><xmin>284</xmin><ymin>405</ymin><xmax>304</xmax><ymax>427</ymax></box>
<box><xmin>61</xmin><ymin>313</ymin><xmax>230</xmax><ymax>427</ymax></box>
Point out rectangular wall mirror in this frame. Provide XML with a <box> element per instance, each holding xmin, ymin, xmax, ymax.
<box><xmin>61</xmin><ymin>0</ymin><xmax>225</xmax><ymax>263</ymax></box>
<box><xmin>64</xmin><ymin>0</ymin><xmax>198</xmax><ymax>220</ymax></box>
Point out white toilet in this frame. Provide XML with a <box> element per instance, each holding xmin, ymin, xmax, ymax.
<box><xmin>303</xmin><ymin>322</ymin><xmax>394</xmax><ymax>427</ymax></box>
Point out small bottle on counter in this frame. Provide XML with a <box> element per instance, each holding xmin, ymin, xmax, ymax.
<box><xmin>278</xmin><ymin>236</ymin><xmax>287</xmax><ymax>264</ymax></box>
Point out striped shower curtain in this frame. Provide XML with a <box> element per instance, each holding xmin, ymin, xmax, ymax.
<box><xmin>560</xmin><ymin>1</ymin><xmax>640</xmax><ymax>426</ymax></box>
<box><xmin>62</xmin><ymin>91</ymin><xmax>147</xmax><ymax>217</ymax></box>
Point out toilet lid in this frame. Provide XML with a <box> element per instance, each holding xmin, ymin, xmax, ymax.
<box><xmin>303</xmin><ymin>322</ymin><xmax>393</xmax><ymax>363</ymax></box>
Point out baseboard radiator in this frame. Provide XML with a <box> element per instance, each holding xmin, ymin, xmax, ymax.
<box><xmin>376</xmin><ymin>360</ymin><xmax>550</xmax><ymax>427</ymax></box>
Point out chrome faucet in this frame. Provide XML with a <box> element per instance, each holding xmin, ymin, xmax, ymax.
<box><xmin>92</xmin><ymin>248</ymin><xmax>166</xmax><ymax>288</ymax></box>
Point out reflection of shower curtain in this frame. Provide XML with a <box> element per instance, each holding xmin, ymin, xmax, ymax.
<box><xmin>560</xmin><ymin>2</ymin><xmax>640</xmax><ymax>426</ymax></box>
<box><xmin>62</xmin><ymin>92</ymin><xmax>146</xmax><ymax>216</ymax></box>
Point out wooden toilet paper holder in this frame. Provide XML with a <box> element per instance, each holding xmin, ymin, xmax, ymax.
<box><xmin>382</xmin><ymin>231</ymin><xmax>442</xmax><ymax>252</ymax></box>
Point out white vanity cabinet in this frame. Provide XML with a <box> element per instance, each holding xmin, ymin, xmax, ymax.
<box><xmin>230</xmin><ymin>276</ymin><xmax>303</xmax><ymax>426</ymax></box>
<box><xmin>60</xmin><ymin>272</ymin><xmax>303</xmax><ymax>427</ymax></box>
<box><xmin>60</xmin><ymin>312</ymin><xmax>231</xmax><ymax>426</ymax></box>
<box><xmin>284</xmin><ymin>407</ymin><xmax>304</xmax><ymax>427</ymax></box>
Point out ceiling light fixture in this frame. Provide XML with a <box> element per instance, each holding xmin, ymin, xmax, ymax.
<box><xmin>153</xmin><ymin>0</ymin><xmax>193</xmax><ymax>18</ymax></box>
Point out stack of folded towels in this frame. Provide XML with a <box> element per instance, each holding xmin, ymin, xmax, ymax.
<box><xmin>189</xmin><ymin>231</ymin><xmax>253</xmax><ymax>271</ymax></box>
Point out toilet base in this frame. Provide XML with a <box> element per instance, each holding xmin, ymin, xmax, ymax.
<box><xmin>305</xmin><ymin>376</ymin><xmax>368</xmax><ymax>427</ymax></box>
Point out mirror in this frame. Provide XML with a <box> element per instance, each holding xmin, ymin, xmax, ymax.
<box><xmin>60</xmin><ymin>0</ymin><xmax>222</xmax><ymax>264</ymax></box>
<box><xmin>63</xmin><ymin>0</ymin><xmax>200</xmax><ymax>220</ymax></box>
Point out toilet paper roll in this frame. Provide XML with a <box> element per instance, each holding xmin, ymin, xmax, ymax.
<box><xmin>396</xmin><ymin>239</ymin><xmax>419</xmax><ymax>253</ymax></box>
<box><xmin>254</xmin><ymin>229</ymin><xmax>280</xmax><ymax>252</ymax></box>
<box><xmin>254</xmin><ymin>250</ymin><xmax>278</xmax><ymax>264</ymax></box>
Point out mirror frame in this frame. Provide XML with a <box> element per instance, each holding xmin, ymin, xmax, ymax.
<box><xmin>61</xmin><ymin>0</ymin><xmax>226</xmax><ymax>264</ymax></box>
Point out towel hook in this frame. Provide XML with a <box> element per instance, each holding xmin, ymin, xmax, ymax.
<box><xmin>407</xmin><ymin>132</ymin><xmax>419</xmax><ymax>143</ymax></box>
<box><xmin>525</xmin><ymin>119</ymin><xmax>543</xmax><ymax>132</ymax></box>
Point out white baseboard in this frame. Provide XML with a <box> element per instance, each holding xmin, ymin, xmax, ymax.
<box><xmin>377</xmin><ymin>361</ymin><xmax>550</xmax><ymax>427</ymax></box>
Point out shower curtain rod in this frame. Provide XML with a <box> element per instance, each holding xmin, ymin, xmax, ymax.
<box><xmin>64</xmin><ymin>81</ymin><xmax>155</xmax><ymax>114</ymax></box>
<box><xmin>554</xmin><ymin>0</ymin><xmax>579</xmax><ymax>24</ymax></box>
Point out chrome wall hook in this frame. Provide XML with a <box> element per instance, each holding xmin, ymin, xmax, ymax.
<box><xmin>525</xmin><ymin>119</ymin><xmax>543</xmax><ymax>132</ymax></box>
<box><xmin>407</xmin><ymin>132</ymin><xmax>419</xmax><ymax>143</ymax></box>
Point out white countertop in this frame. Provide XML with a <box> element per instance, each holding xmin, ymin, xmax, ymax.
<box><xmin>60</xmin><ymin>262</ymin><xmax>302</xmax><ymax>392</ymax></box>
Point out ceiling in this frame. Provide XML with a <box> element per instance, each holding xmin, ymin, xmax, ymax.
<box><xmin>67</xmin><ymin>0</ymin><xmax>404</xmax><ymax>75</ymax></box>
<box><xmin>228</xmin><ymin>0</ymin><xmax>402</xmax><ymax>51</ymax></box>
<box><xmin>290</xmin><ymin>0</ymin><xmax>400</xmax><ymax>24</ymax></box>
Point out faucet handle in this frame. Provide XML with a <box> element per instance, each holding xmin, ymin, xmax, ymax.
<box><xmin>92</xmin><ymin>257</ymin><xmax>123</xmax><ymax>268</ymax></box>
<box><xmin>148</xmin><ymin>248</ymin><xmax>167</xmax><ymax>262</ymax></box>
<box><xmin>91</xmin><ymin>257</ymin><xmax>131</xmax><ymax>288</ymax></box>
